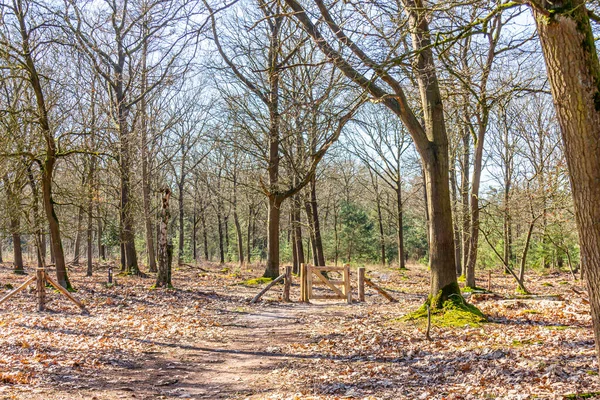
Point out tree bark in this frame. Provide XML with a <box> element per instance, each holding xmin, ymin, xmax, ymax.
<box><xmin>156</xmin><ymin>188</ymin><xmax>172</xmax><ymax>287</ymax></box>
<box><xmin>178</xmin><ymin>181</ymin><xmax>185</xmax><ymax>264</ymax></box>
<box><xmin>531</xmin><ymin>0</ymin><xmax>600</xmax><ymax>367</ymax></box>
<box><xmin>309</xmin><ymin>176</ymin><xmax>325</xmax><ymax>266</ymax></box>
<box><xmin>73</xmin><ymin>205</ymin><xmax>84</xmax><ymax>265</ymax></box>
<box><xmin>264</xmin><ymin>196</ymin><xmax>282</xmax><ymax>278</ymax></box>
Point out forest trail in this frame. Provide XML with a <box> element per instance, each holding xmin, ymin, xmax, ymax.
<box><xmin>1</xmin><ymin>262</ymin><xmax>599</xmax><ymax>400</ymax></box>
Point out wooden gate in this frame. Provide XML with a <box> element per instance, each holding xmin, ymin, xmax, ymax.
<box><xmin>300</xmin><ymin>264</ymin><xmax>351</xmax><ymax>304</ymax></box>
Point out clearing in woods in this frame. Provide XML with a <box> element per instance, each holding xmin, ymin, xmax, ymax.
<box><xmin>0</xmin><ymin>262</ymin><xmax>598</xmax><ymax>399</ymax></box>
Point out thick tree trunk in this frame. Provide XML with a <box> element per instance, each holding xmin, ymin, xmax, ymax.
<box><xmin>423</xmin><ymin>146</ymin><xmax>460</xmax><ymax>305</ymax></box>
<box><xmin>532</xmin><ymin>0</ymin><xmax>600</xmax><ymax>367</ymax></box>
<box><xmin>264</xmin><ymin>196</ymin><xmax>282</xmax><ymax>278</ymax></box>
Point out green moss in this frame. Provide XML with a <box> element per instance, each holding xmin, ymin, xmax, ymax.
<box><xmin>516</xmin><ymin>285</ymin><xmax>531</xmax><ymax>295</ymax></box>
<box><xmin>545</xmin><ymin>325</ymin><xmax>570</xmax><ymax>331</ymax></box>
<box><xmin>429</xmin><ymin>282</ymin><xmax>462</xmax><ymax>309</ymax></box>
<box><xmin>237</xmin><ymin>277</ymin><xmax>273</xmax><ymax>286</ymax></box>
<box><xmin>586</xmin><ymin>370</ymin><xmax>599</xmax><ymax>376</ymax></box>
<box><xmin>403</xmin><ymin>291</ymin><xmax>486</xmax><ymax>328</ymax></box>
<box><xmin>559</xmin><ymin>280</ymin><xmax>569</xmax><ymax>285</ymax></box>
<box><xmin>522</xmin><ymin>309</ymin><xmax>540</xmax><ymax>314</ymax></box>
<box><xmin>542</xmin><ymin>282</ymin><xmax>554</xmax><ymax>287</ymax></box>
<box><xmin>463</xmin><ymin>286</ymin><xmax>489</xmax><ymax>293</ymax></box>
<box><xmin>564</xmin><ymin>392</ymin><xmax>600</xmax><ymax>399</ymax></box>
<box><xmin>511</xmin><ymin>339</ymin><xmax>544</xmax><ymax>347</ymax></box>
<box><xmin>220</xmin><ymin>267</ymin><xmax>229</xmax><ymax>273</ymax></box>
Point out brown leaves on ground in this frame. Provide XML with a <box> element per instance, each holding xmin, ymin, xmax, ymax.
<box><xmin>0</xmin><ymin>262</ymin><xmax>597</xmax><ymax>399</ymax></box>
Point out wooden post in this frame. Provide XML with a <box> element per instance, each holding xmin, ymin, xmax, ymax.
<box><xmin>357</xmin><ymin>267</ymin><xmax>365</xmax><ymax>302</ymax></box>
<box><xmin>343</xmin><ymin>264</ymin><xmax>351</xmax><ymax>304</ymax></box>
<box><xmin>36</xmin><ymin>268</ymin><xmax>45</xmax><ymax>311</ymax></box>
<box><xmin>487</xmin><ymin>270</ymin><xmax>492</xmax><ymax>292</ymax></box>
<box><xmin>307</xmin><ymin>265</ymin><xmax>313</xmax><ymax>299</ymax></box>
<box><xmin>300</xmin><ymin>263</ymin><xmax>307</xmax><ymax>302</ymax></box>
<box><xmin>284</xmin><ymin>266</ymin><xmax>291</xmax><ymax>302</ymax></box>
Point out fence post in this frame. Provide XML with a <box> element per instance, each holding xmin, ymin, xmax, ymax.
<box><xmin>284</xmin><ymin>266</ymin><xmax>292</xmax><ymax>302</ymax></box>
<box><xmin>344</xmin><ymin>264</ymin><xmax>352</xmax><ymax>304</ymax></box>
<box><xmin>36</xmin><ymin>268</ymin><xmax>45</xmax><ymax>312</ymax></box>
<box><xmin>300</xmin><ymin>263</ymin><xmax>307</xmax><ymax>302</ymax></box>
<box><xmin>358</xmin><ymin>267</ymin><xmax>365</xmax><ymax>302</ymax></box>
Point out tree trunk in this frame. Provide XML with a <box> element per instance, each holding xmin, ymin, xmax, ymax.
<box><xmin>73</xmin><ymin>205</ymin><xmax>84</xmax><ymax>265</ymax></box>
<box><xmin>201</xmin><ymin>202</ymin><xmax>209</xmax><ymax>261</ymax></box>
<box><xmin>118</xmin><ymin>100</ymin><xmax>138</xmax><ymax>275</ymax></box>
<box><xmin>396</xmin><ymin>185</ymin><xmax>405</xmax><ymax>269</ymax></box>
<box><xmin>86</xmin><ymin>155</ymin><xmax>95</xmax><ymax>277</ymax></box>
<box><xmin>246</xmin><ymin>205</ymin><xmax>253</xmax><ymax>264</ymax></box>
<box><xmin>531</xmin><ymin>0</ymin><xmax>600</xmax><ymax>367</ymax></box>
<box><xmin>304</xmin><ymin>199</ymin><xmax>318</xmax><ymax>266</ymax></box>
<box><xmin>192</xmin><ymin>209</ymin><xmax>198</xmax><ymax>263</ymax></box>
<box><xmin>233</xmin><ymin>210</ymin><xmax>244</xmax><ymax>266</ymax></box>
<box><xmin>309</xmin><ymin>177</ymin><xmax>325</xmax><ymax>266</ymax></box>
<box><xmin>450</xmin><ymin>165</ymin><xmax>461</xmax><ymax>275</ymax></box>
<box><xmin>178</xmin><ymin>182</ymin><xmax>185</xmax><ymax>265</ymax></box>
<box><xmin>156</xmin><ymin>188</ymin><xmax>172</xmax><ymax>287</ymax></box>
<box><xmin>465</xmin><ymin>122</ymin><xmax>486</xmax><ymax>288</ymax></box>
<box><xmin>423</xmin><ymin>145</ymin><xmax>460</xmax><ymax>306</ymax></box>
<box><xmin>141</xmin><ymin>134</ymin><xmax>157</xmax><ymax>272</ymax></box>
<box><xmin>264</xmin><ymin>196</ymin><xmax>282</xmax><ymax>278</ymax></box>
<box><xmin>97</xmin><ymin>205</ymin><xmax>105</xmax><ymax>261</ymax></box>
<box><xmin>217</xmin><ymin>206</ymin><xmax>225</xmax><ymax>264</ymax></box>
<box><xmin>293</xmin><ymin>194</ymin><xmax>304</xmax><ymax>274</ymax></box>
<box><xmin>10</xmin><ymin>219</ymin><xmax>24</xmax><ymax>275</ymax></box>
<box><xmin>25</xmin><ymin>162</ymin><xmax>44</xmax><ymax>268</ymax></box>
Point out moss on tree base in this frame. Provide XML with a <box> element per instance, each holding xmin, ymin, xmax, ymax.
<box><xmin>403</xmin><ymin>283</ymin><xmax>486</xmax><ymax>328</ymax></box>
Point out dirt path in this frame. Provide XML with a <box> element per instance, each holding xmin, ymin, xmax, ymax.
<box><xmin>27</xmin><ymin>304</ymin><xmax>319</xmax><ymax>400</ymax></box>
